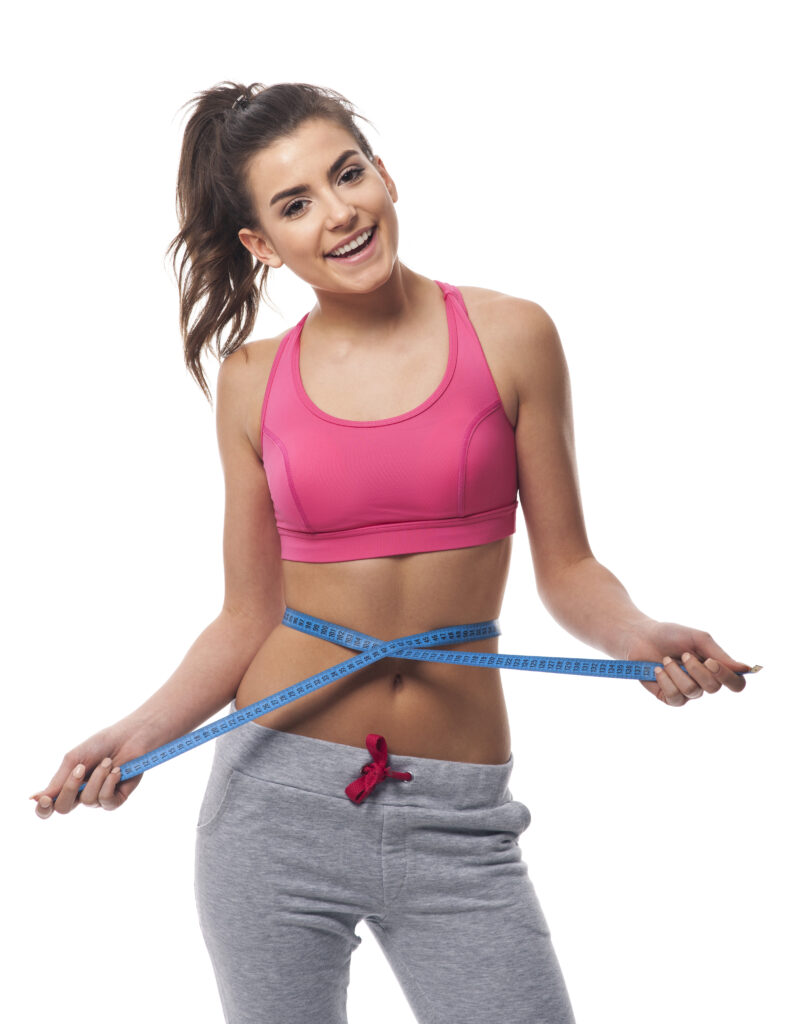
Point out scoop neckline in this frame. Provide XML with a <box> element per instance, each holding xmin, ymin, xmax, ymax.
<box><xmin>291</xmin><ymin>279</ymin><xmax>458</xmax><ymax>427</ymax></box>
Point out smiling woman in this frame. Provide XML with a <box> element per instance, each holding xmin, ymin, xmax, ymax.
<box><xmin>166</xmin><ymin>83</ymin><xmax>384</xmax><ymax>403</ymax></box>
<box><xmin>31</xmin><ymin>78</ymin><xmax>754</xmax><ymax>1024</ymax></box>
<box><xmin>236</xmin><ymin>117</ymin><xmax>399</xmax><ymax>291</ymax></box>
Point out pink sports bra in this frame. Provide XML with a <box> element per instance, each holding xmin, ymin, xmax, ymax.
<box><xmin>259</xmin><ymin>280</ymin><xmax>518</xmax><ymax>562</ymax></box>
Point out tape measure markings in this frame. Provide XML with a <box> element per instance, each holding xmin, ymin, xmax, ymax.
<box><xmin>73</xmin><ymin>606</ymin><xmax>672</xmax><ymax>794</ymax></box>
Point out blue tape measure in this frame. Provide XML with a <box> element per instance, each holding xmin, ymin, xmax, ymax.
<box><xmin>73</xmin><ymin>606</ymin><xmax>704</xmax><ymax>794</ymax></box>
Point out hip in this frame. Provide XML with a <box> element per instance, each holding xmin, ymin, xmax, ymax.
<box><xmin>208</xmin><ymin>700</ymin><xmax>517</xmax><ymax>811</ymax></box>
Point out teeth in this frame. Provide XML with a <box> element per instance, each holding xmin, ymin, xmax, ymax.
<box><xmin>329</xmin><ymin>228</ymin><xmax>373</xmax><ymax>257</ymax></box>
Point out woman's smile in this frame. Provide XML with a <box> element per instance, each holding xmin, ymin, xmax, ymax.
<box><xmin>324</xmin><ymin>224</ymin><xmax>378</xmax><ymax>264</ymax></box>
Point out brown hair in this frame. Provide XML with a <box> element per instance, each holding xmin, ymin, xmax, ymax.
<box><xmin>166</xmin><ymin>81</ymin><xmax>376</xmax><ymax>402</ymax></box>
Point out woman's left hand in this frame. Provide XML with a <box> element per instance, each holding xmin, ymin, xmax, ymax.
<box><xmin>623</xmin><ymin>621</ymin><xmax>754</xmax><ymax>706</ymax></box>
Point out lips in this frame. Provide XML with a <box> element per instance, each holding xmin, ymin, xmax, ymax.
<box><xmin>325</xmin><ymin>225</ymin><xmax>376</xmax><ymax>257</ymax></box>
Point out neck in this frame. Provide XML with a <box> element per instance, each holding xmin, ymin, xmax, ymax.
<box><xmin>306</xmin><ymin>261</ymin><xmax>431</xmax><ymax>341</ymax></box>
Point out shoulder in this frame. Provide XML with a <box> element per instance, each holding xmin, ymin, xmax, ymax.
<box><xmin>217</xmin><ymin>331</ymin><xmax>291</xmax><ymax>456</ymax></box>
<box><xmin>217</xmin><ymin>333</ymin><xmax>284</xmax><ymax>389</ymax></box>
<box><xmin>458</xmin><ymin>285</ymin><xmax>557</xmax><ymax>346</ymax></box>
<box><xmin>457</xmin><ymin>285</ymin><xmax>566</xmax><ymax>401</ymax></box>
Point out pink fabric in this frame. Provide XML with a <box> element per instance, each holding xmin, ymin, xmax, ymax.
<box><xmin>344</xmin><ymin>734</ymin><xmax>414</xmax><ymax>804</ymax></box>
<box><xmin>259</xmin><ymin>280</ymin><xmax>518</xmax><ymax>562</ymax></box>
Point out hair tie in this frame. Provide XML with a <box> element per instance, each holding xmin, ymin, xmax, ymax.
<box><xmin>231</xmin><ymin>94</ymin><xmax>249</xmax><ymax>112</ymax></box>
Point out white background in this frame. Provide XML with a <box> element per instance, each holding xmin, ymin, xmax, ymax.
<box><xmin>5</xmin><ymin>1</ymin><xmax>797</xmax><ymax>1021</ymax></box>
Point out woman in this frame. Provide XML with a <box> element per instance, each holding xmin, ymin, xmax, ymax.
<box><xmin>31</xmin><ymin>81</ymin><xmax>752</xmax><ymax>1023</ymax></box>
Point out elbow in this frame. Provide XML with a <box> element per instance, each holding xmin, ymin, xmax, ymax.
<box><xmin>535</xmin><ymin>551</ymin><xmax>597</xmax><ymax>605</ymax></box>
<box><xmin>218</xmin><ymin>601</ymin><xmax>284</xmax><ymax>639</ymax></box>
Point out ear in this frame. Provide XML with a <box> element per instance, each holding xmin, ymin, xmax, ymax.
<box><xmin>372</xmin><ymin>156</ymin><xmax>398</xmax><ymax>203</ymax></box>
<box><xmin>237</xmin><ymin>227</ymin><xmax>284</xmax><ymax>269</ymax></box>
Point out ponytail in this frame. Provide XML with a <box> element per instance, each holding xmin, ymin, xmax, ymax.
<box><xmin>166</xmin><ymin>81</ymin><xmax>376</xmax><ymax>402</ymax></box>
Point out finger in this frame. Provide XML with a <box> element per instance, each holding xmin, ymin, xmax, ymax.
<box><xmin>98</xmin><ymin>765</ymin><xmax>142</xmax><ymax>810</ymax></box>
<box><xmin>703</xmin><ymin>656</ymin><xmax>747</xmax><ymax>694</ymax></box>
<box><xmin>52</xmin><ymin>763</ymin><xmax>87</xmax><ymax>815</ymax></box>
<box><xmin>33</xmin><ymin>756</ymin><xmax>83</xmax><ymax>815</ymax></box>
<box><xmin>35</xmin><ymin>795</ymin><xmax>55</xmax><ymax>820</ymax></box>
<box><xmin>116</xmin><ymin>772</ymin><xmax>143</xmax><ymax>802</ymax></box>
<box><xmin>660</xmin><ymin>656</ymin><xmax>703</xmax><ymax>701</ymax></box>
<box><xmin>79</xmin><ymin>758</ymin><xmax>114</xmax><ymax>808</ymax></box>
<box><xmin>695</xmin><ymin>634</ymin><xmax>753</xmax><ymax>677</ymax></box>
<box><xmin>678</xmin><ymin>652</ymin><xmax>722</xmax><ymax>695</ymax></box>
<box><xmin>98</xmin><ymin>766</ymin><xmax>125</xmax><ymax>810</ymax></box>
<box><xmin>653</xmin><ymin>663</ymin><xmax>688</xmax><ymax>706</ymax></box>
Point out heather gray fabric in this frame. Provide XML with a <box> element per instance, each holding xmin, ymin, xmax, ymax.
<box><xmin>194</xmin><ymin>700</ymin><xmax>576</xmax><ymax>1024</ymax></box>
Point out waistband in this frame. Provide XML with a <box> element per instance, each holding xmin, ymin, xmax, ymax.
<box><xmin>214</xmin><ymin>700</ymin><xmax>515</xmax><ymax>811</ymax></box>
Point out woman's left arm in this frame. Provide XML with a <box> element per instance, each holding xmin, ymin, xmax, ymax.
<box><xmin>507</xmin><ymin>297</ymin><xmax>752</xmax><ymax>706</ymax></box>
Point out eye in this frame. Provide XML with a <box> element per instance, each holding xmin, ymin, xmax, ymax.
<box><xmin>283</xmin><ymin>199</ymin><xmax>307</xmax><ymax>218</ymax></box>
<box><xmin>339</xmin><ymin>165</ymin><xmax>365</xmax><ymax>184</ymax></box>
<box><xmin>281</xmin><ymin>166</ymin><xmax>366</xmax><ymax>219</ymax></box>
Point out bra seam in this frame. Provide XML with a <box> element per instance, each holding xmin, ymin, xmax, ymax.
<box><xmin>458</xmin><ymin>399</ymin><xmax>504</xmax><ymax>516</ymax></box>
<box><xmin>261</xmin><ymin>429</ymin><xmax>313</xmax><ymax>532</ymax></box>
<box><xmin>277</xmin><ymin>502</ymin><xmax>518</xmax><ymax>540</ymax></box>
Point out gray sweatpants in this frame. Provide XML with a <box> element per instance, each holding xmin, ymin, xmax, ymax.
<box><xmin>194</xmin><ymin>701</ymin><xmax>576</xmax><ymax>1023</ymax></box>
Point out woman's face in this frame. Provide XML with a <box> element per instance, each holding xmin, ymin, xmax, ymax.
<box><xmin>238</xmin><ymin>117</ymin><xmax>399</xmax><ymax>293</ymax></box>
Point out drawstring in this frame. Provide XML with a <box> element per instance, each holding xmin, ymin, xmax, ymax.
<box><xmin>345</xmin><ymin>734</ymin><xmax>413</xmax><ymax>804</ymax></box>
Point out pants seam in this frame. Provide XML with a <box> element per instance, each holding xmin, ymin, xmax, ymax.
<box><xmin>377</xmin><ymin>806</ymin><xmax>409</xmax><ymax>922</ymax></box>
<box><xmin>379</xmin><ymin>806</ymin><xmax>387</xmax><ymax>912</ymax></box>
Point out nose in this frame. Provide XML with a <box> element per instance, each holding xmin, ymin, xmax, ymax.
<box><xmin>322</xmin><ymin>191</ymin><xmax>358</xmax><ymax>230</ymax></box>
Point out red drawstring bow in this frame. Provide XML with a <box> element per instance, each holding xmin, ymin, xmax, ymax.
<box><xmin>345</xmin><ymin>734</ymin><xmax>413</xmax><ymax>804</ymax></box>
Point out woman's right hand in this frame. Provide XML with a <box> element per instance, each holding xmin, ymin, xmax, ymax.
<box><xmin>30</xmin><ymin>717</ymin><xmax>151</xmax><ymax>819</ymax></box>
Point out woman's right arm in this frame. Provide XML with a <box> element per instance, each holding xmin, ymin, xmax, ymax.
<box><xmin>32</xmin><ymin>344</ymin><xmax>285</xmax><ymax>816</ymax></box>
<box><xmin>126</xmin><ymin>343</ymin><xmax>285</xmax><ymax>747</ymax></box>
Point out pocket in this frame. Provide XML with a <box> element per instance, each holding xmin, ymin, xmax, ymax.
<box><xmin>485</xmin><ymin>797</ymin><xmax>532</xmax><ymax>848</ymax></box>
<box><xmin>196</xmin><ymin>763</ymin><xmax>239</xmax><ymax>833</ymax></box>
<box><xmin>506</xmin><ymin>798</ymin><xmax>532</xmax><ymax>838</ymax></box>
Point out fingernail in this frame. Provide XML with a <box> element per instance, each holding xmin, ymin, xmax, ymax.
<box><xmin>73</xmin><ymin>764</ymin><xmax>85</xmax><ymax>779</ymax></box>
<box><xmin>39</xmin><ymin>796</ymin><xmax>51</xmax><ymax>808</ymax></box>
<box><xmin>663</xmin><ymin>656</ymin><xmax>672</xmax><ymax>666</ymax></box>
<box><xmin>101</xmin><ymin>757</ymin><xmax>112</xmax><ymax>769</ymax></box>
<box><xmin>681</xmin><ymin>652</ymin><xmax>691</xmax><ymax>663</ymax></box>
<box><xmin>705</xmin><ymin>658</ymin><xmax>720</xmax><ymax>673</ymax></box>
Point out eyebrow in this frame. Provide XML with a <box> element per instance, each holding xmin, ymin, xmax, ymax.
<box><xmin>269</xmin><ymin>149</ymin><xmax>360</xmax><ymax>207</ymax></box>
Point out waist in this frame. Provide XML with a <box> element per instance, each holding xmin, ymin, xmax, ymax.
<box><xmin>217</xmin><ymin>699</ymin><xmax>515</xmax><ymax>809</ymax></box>
<box><xmin>235</xmin><ymin>610</ymin><xmax>513</xmax><ymax>763</ymax></box>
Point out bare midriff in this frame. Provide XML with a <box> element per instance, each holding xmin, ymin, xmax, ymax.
<box><xmin>234</xmin><ymin>536</ymin><xmax>514</xmax><ymax>765</ymax></box>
